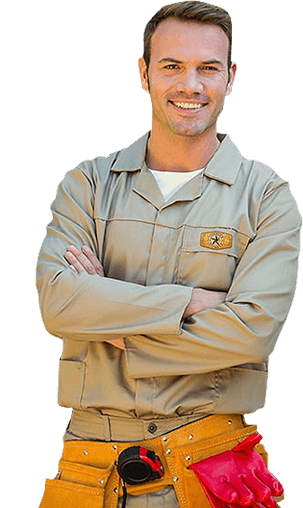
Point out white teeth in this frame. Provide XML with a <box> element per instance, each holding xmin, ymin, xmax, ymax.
<box><xmin>172</xmin><ymin>101</ymin><xmax>204</xmax><ymax>109</ymax></box>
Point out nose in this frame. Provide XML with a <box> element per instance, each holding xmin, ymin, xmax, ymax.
<box><xmin>176</xmin><ymin>69</ymin><xmax>204</xmax><ymax>94</ymax></box>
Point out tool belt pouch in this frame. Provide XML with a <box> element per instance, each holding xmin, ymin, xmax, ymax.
<box><xmin>39</xmin><ymin>459</ymin><xmax>113</xmax><ymax>508</ymax></box>
<box><xmin>165</xmin><ymin>421</ymin><xmax>279</xmax><ymax>508</ymax></box>
<box><xmin>187</xmin><ymin>434</ymin><xmax>284</xmax><ymax>508</ymax></box>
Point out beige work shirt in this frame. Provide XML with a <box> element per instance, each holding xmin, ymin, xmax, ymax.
<box><xmin>36</xmin><ymin>133</ymin><xmax>301</xmax><ymax>419</ymax></box>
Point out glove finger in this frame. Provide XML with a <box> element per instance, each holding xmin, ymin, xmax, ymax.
<box><xmin>255</xmin><ymin>469</ymin><xmax>283</xmax><ymax>497</ymax></box>
<box><xmin>227</xmin><ymin>477</ymin><xmax>256</xmax><ymax>507</ymax></box>
<box><xmin>258</xmin><ymin>496</ymin><xmax>278</xmax><ymax>508</ymax></box>
<box><xmin>230</xmin><ymin>475</ymin><xmax>278</xmax><ymax>508</ymax></box>
<box><xmin>239</xmin><ymin>474</ymin><xmax>278</xmax><ymax>508</ymax></box>
<box><xmin>243</xmin><ymin>471</ymin><xmax>273</xmax><ymax>502</ymax></box>
<box><xmin>233</xmin><ymin>434</ymin><xmax>263</xmax><ymax>452</ymax></box>
<box><xmin>228</xmin><ymin>502</ymin><xmax>266</xmax><ymax>508</ymax></box>
<box><xmin>218</xmin><ymin>479</ymin><xmax>240</xmax><ymax>504</ymax></box>
<box><xmin>252</xmin><ymin>502</ymin><xmax>277</xmax><ymax>508</ymax></box>
<box><xmin>253</xmin><ymin>497</ymin><xmax>278</xmax><ymax>508</ymax></box>
<box><xmin>197</xmin><ymin>479</ymin><xmax>236</xmax><ymax>508</ymax></box>
<box><xmin>229</xmin><ymin>499</ymin><xmax>277</xmax><ymax>508</ymax></box>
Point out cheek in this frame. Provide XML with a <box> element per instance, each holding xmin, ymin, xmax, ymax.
<box><xmin>206</xmin><ymin>83</ymin><xmax>228</xmax><ymax>105</ymax></box>
<box><xmin>149</xmin><ymin>71</ymin><xmax>179</xmax><ymax>95</ymax></box>
<box><xmin>204</xmin><ymin>75</ymin><xmax>229</xmax><ymax>94</ymax></box>
<box><xmin>149</xmin><ymin>82</ymin><xmax>171</xmax><ymax>107</ymax></box>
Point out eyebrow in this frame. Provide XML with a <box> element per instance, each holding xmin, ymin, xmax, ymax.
<box><xmin>158</xmin><ymin>57</ymin><xmax>224</xmax><ymax>66</ymax></box>
<box><xmin>158</xmin><ymin>57</ymin><xmax>183</xmax><ymax>64</ymax></box>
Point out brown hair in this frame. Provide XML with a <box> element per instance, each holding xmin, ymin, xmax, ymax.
<box><xmin>143</xmin><ymin>1</ymin><xmax>232</xmax><ymax>70</ymax></box>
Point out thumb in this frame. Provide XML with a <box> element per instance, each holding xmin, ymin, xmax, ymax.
<box><xmin>233</xmin><ymin>434</ymin><xmax>263</xmax><ymax>453</ymax></box>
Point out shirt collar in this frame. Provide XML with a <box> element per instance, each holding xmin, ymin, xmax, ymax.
<box><xmin>111</xmin><ymin>131</ymin><xmax>243</xmax><ymax>185</ymax></box>
<box><xmin>204</xmin><ymin>133</ymin><xmax>243</xmax><ymax>185</ymax></box>
<box><xmin>111</xmin><ymin>132</ymin><xmax>149</xmax><ymax>172</ymax></box>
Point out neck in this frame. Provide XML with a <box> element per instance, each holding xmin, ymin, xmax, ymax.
<box><xmin>146</xmin><ymin>126</ymin><xmax>220</xmax><ymax>172</ymax></box>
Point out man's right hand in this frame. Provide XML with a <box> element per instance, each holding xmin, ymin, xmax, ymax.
<box><xmin>183</xmin><ymin>288</ymin><xmax>227</xmax><ymax>318</ymax></box>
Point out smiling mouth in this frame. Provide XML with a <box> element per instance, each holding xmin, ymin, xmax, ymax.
<box><xmin>168</xmin><ymin>100</ymin><xmax>207</xmax><ymax>110</ymax></box>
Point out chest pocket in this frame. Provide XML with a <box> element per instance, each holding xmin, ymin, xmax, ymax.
<box><xmin>177</xmin><ymin>227</ymin><xmax>249</xmax><ymax>291</ymax></box>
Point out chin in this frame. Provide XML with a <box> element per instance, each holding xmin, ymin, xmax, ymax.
<box><xmin>170</xmin><ymin>123</ymin><xmax>209</xmax><ymax>138</ymax></box>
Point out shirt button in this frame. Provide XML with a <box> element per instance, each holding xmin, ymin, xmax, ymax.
<box><xmin>148</xmin><ymin>422</ymin><xmax>157</xmax><ymax>434</ymax></box>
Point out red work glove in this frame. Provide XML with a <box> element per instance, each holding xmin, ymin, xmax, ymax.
<box><xmin>189</xmin><ymin>434</ymin><xmax>283</xmax><ymax>508</ymax></box>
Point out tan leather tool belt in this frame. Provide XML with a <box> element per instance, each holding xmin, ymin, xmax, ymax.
<box><xmin>39</xmin><ymin>414</ymin><xmax>267</xmax><ymax>508</ymax></box>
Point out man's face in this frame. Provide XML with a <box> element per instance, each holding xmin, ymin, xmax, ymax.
<box><xmin>139</xmin><ymin>18</ymin><xmax>236</xmax><ymax>138</ymax></box>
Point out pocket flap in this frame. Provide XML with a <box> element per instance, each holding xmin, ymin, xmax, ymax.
<box><xmin>59</xmin><ymin>459</ymin><xmax>113</xmax><ymax>487</ymax></box>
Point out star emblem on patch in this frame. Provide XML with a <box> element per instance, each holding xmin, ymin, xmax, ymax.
<box><xmin>200</xmin><ymin>231</ymin><xmax>233</xmax><ymax>250</ymax></box>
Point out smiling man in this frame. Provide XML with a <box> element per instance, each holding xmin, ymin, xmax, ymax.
<box><xmin>140</xmin><ymin>18</ymin><xmax>236</xmax><ymax>159</ymax></box>
<box><xmin>37</xmin><ymin>2</ymin><xmax>300</xmax><ymax>508</ymax></box>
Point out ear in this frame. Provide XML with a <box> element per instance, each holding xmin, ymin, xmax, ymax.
<box><xmin>138</xmin><ymin>57</ymin><xmax>149</xmax><ymax>93</ymax></box>
<box><xmin>226</xmin><ymin>62</ymin><xmax>237</xmax><ymax>96</ymax></box>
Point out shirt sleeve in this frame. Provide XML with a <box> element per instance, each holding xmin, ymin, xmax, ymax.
<box><xmin>36</xmin><ymin>164</ymin><xmax>192</xmax><ymax>341</ymax></box>
<box><xmin>124</xmin><ymin>181</ymin><xmax>301</xmax><ymax>378</ymax></box>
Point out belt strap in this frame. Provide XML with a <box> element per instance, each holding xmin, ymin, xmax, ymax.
<box><xmin>67</xmin><ymin>409</ymin><xmax>209</xmax><ymax>441</ymax></box>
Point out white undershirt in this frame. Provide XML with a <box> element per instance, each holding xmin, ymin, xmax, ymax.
<box><xmin>149</xmin><ymin>167</ymin><xmax>204</xmax><ymax>202</ymax></box>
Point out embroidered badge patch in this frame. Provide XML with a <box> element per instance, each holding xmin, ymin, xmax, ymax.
<box><xmin>200</xmin><ymin>231</ymin><xmax>233</xmax><ymax>250</ymax></box>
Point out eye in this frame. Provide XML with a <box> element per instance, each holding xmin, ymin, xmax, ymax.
<box><xmin>164</xmin><ymin>64</ymin><xmax>180</xmax><ymax>70</ymax></box>
<box><xmin>201</xmin><ymin>66</ymin><xmax>219</xmax><ymax>72</ymax></box>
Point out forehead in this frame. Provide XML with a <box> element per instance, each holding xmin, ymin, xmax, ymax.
<box><xmin>150</xmin><ymin>18</ymin><xmax>229</xmax><ymax>64</ymax></box>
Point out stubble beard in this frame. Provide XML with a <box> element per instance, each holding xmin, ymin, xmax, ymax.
<box><xmin>164</xmin><ymin>99</ymin><xmax>225</xmax><ymax>139</ymax></box>
<box><xmin>147</xmin><ymin>71</ymin><xmax>226</xmax><ymax>140</ymax></box>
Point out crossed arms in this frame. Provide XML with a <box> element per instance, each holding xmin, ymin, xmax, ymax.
<box><xmin>36</xmin><ymin>163</ymin><xmax>301</xmax><ymax>377</ymax></box>
<box><xmin>64</xmin><ymin>244</ymin><xmax>227</xmax><ymax>350</ymax></box>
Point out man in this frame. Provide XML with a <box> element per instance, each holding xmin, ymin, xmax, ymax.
<box><xmin>36</xmin><ymin>2</ymin><xmax>301</xmax><ymax>507</ymax></box>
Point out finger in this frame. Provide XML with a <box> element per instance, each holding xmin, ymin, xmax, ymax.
<box><xmin>227</xmin><ymin>477</ymin><xmax>255</xmax><ymax>507</ymax></box>
<box><xmin>235</xmin><ymin>474</ymin><xmax>278</xmax><ymax>508</ymax></box>
<box><xmin>244</xmin><ymin>472</ymin><xmax>272</xmax><ymax>503</ymax></box>
<box><xmin>82</xmin><ymin>246</ymin><xmax>104</xmax><ymax>276</ymax></box>
<box><xmin>228</xmin><ymin>497</ymin><xmax>275</xmax><ymax>508</ymax></box>
<box><xmin>229</xmin><ymin>502</ymin><xmax>276</xmax><ymax>508</ymax></box>
<box><xmin>64</xmin><ymin>251</ymin><xmax>84</xmax><ymax>273</ymax></box>
<box><xmin>233</xmin><ymin>434</ymin><xmax>262</xmax><ymax>452</ymax></box>
<box><xmin>67</xmin><ymin>245</ymin><xmax>98</xmax><ymax>275</ymax></box>
<box><xmin>216</xmin><ymin>479</ymin><xmax>240</xmax><ymax>503</ymax></box>
<box><xmin>255</xmin><ymin>469</ymin><xmax>283</xmax><ymax>498</ymax></box>
<box><xmin>260</xmin><ymin>496</ymin><xmax>278</xmax><ymax>508</ymax></box>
